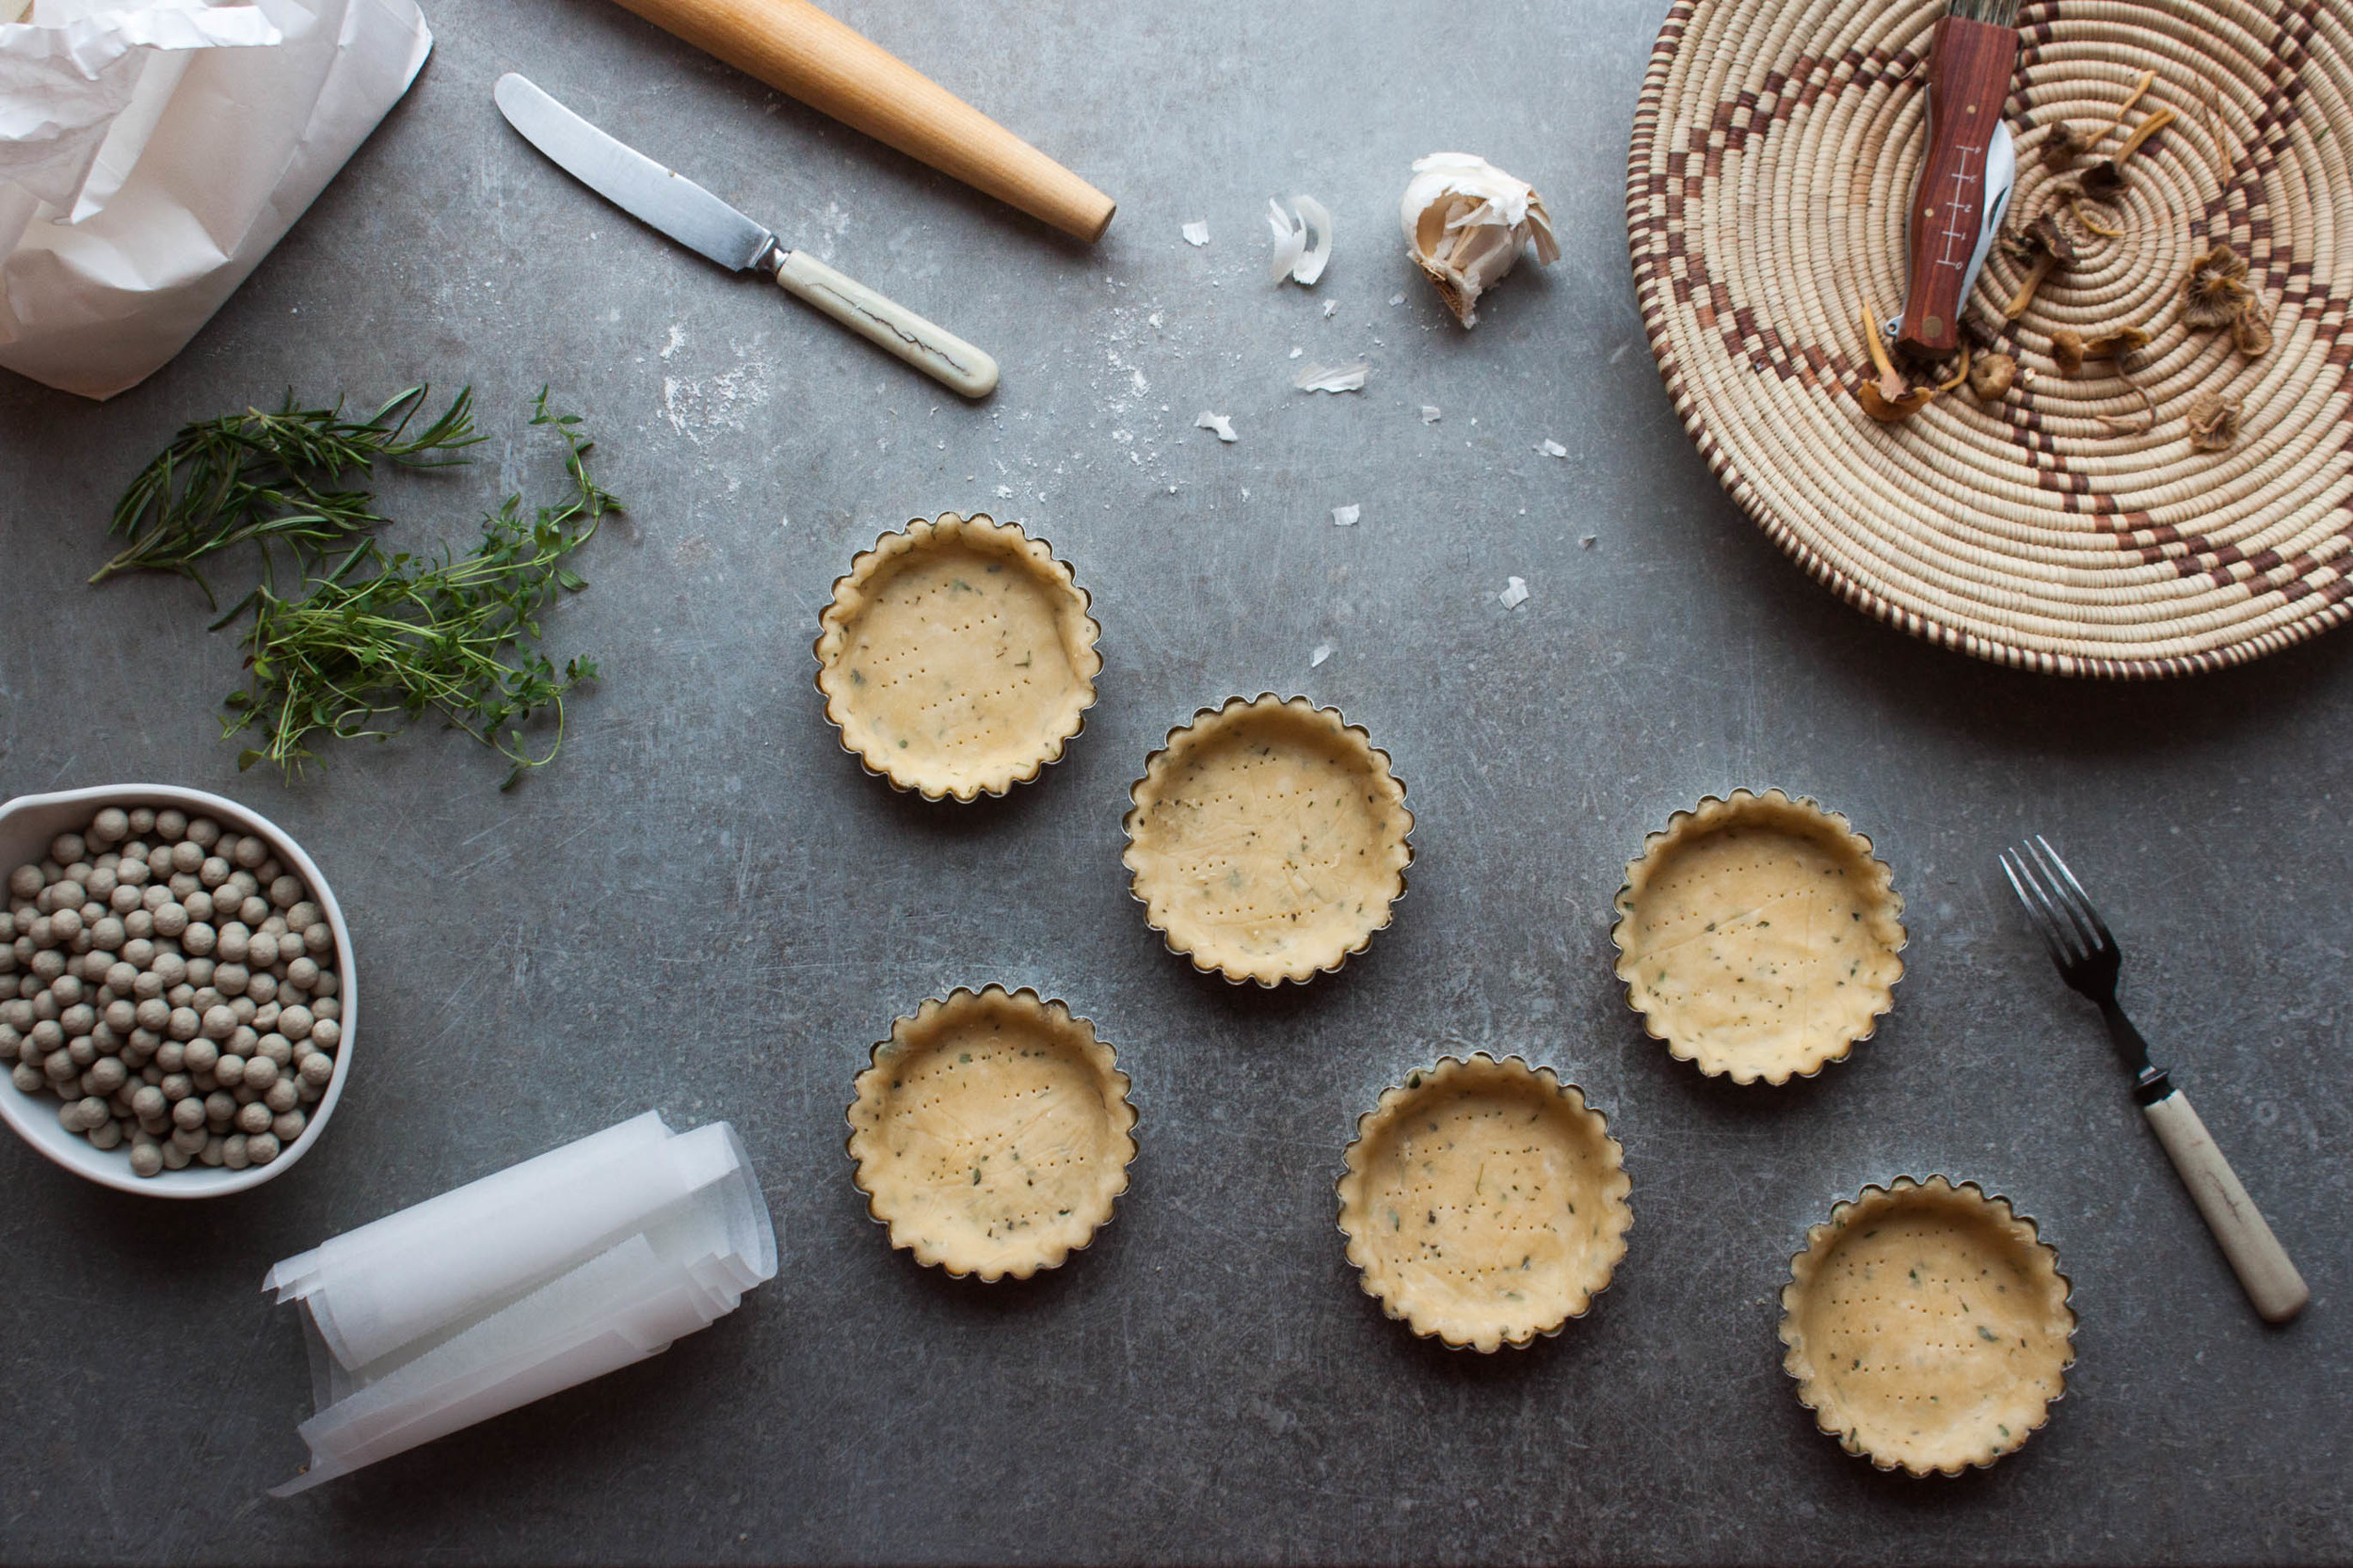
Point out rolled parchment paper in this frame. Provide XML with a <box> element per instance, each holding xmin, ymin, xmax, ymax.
<box><xmin>264</xmin><ymin>1112</ymin><xmax>776</xmax><ymax>1496</ymax></box>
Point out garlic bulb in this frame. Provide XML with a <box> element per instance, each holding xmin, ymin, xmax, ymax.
<box><xmin>1400</xmin><ymin>153</ymin><xmax>1559</xmax><ymax>328</ymax></box>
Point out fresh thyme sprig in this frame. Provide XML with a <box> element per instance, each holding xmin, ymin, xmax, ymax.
<box><xmin>221</xmin><ymin>392</ymin><xmax>617</xmax><ymax>790</ymax></box>
<box><xmin>92</xmin><ymin>385</ymin><xmax>483</xmax><ymax>601</ymax></box>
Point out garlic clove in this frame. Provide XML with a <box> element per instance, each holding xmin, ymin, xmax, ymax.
<box><xmin>1400</xmin><ymin>153</ymin><xmax>1558</xmax><ymax>328</ymax></box>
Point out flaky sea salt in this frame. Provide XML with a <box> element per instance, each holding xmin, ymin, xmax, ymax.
<box><xmin>1332</xmin><ymin>504</ymin><xmax>1360</xmax><ymax>527</ymax></box>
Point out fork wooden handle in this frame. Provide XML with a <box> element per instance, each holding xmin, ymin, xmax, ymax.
<box><xmin>2144</xmin><ymin>1091</ymin><xmax>2308</xmax><ymax>1322</ymax></box>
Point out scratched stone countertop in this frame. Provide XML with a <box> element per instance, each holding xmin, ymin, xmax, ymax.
<box><xmin>0</xmin><ymin>0</ymin><xmax>2346</xmax><ymax>1561</ymax></box>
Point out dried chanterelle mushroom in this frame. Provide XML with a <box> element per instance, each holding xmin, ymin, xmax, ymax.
<box><xmin>1854</xmin><ymin>305</ymin><xmax>1933</xmax><ymax>422</ymax></box>
<box><xmin>2080</xmin><ymin>105</ymin><xmax>2175</xmax><ymax>200</ymax></box>
<box><xmin>2042</xmin><ymin>120</ymin><xmax>2090</xmax><ymax>171</ymax></box>
<box><xmin>1400</xmin><ymin>153</ymin><xmax>1560</xmax><ymax>328</ymax></box>
<box><xmin>2004</xmin><ymin>214</ymin><xmax>2078</xmax><ymax>321</ymax></box>
<box><xmin>2083</xmin><ymin>325</ymin><xmax>2151</xmax><ymax>362</ymax></box>
<box><xmin>2187</xmin><ymin>392</ymin><xmax>2243</xmax><ymax>451</ymax></box>
<box><xmin>2181</xmin><ymin>244</ymin><xmax>2253</xmax><ymax>328</ymax></box>
<box><xmin>2049</xmin><ymin>328</ymin><xmax>2087</xmax><ymax>376</ymax></box>
<box><xmin>1969</xmin><ymin>352</ymin><xmax>2017</xmax><ymax>400</ymax></box>
<box><xmin>2233</xmin><ymin>301</ymin><xmax>2273</xmax><ymax>358</ymax></box>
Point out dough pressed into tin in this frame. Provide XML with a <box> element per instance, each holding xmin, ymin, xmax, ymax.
<box><xmin>1781</xmin><ymin>1176</ymin><xmax>2074</xmax><ymax>1477</ymax></box>
<box><xmin>1612</xmin><ymin>790</ymin><xmax>1903</xmax><ymax>1084</ymax></box>
<box><xmin>1123</xmin><ymin>696</ymin><xmax>1412</xmax><ymax>985</ymax></box>
<box><xmin>814</xmin><ymin>514</ymin><xmax>1100</xmax><ymax>801</ymax></box>
<box><xmin>846</xmin><ymin>986</ymin><xmax>1135</xmax><ymax>1280</ymax></box>
<box><xmin>1337</xmin><ymin>1054</ymin><xmax>1630</xmax><ymax>1352</ymax></box>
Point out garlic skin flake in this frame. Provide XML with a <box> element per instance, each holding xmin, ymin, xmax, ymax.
<box><xmin>1266</xmin><ymin>195</ymin><xmax>1333</xmax><ymax>286</ymax></box>
<box><xmin>1401</xmin><ymin>153</ymin><xmax>1559</xmax><ymax>328</ymax></box>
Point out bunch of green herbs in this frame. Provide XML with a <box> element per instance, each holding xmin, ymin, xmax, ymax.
<box><xmin>93</xmin><ymin>385</ymin><xmax>483</xmax><ymax>600</ymax></box>
<box><xmin>221</xmin><ymin>393</ymin><xmax>616</xmax><ymax>790</ymax></box>
<box><xmin>96</xmin><ymin>386</ymin><xmax>617</xmax><ymax>789</ymax></box>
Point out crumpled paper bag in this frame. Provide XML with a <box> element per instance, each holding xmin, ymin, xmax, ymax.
<box><xmin>0</xmin><ymin>0</ymin><xmax>430</xmax><ymax>399</ymax></box>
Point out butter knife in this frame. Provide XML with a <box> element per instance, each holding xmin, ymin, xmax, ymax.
<box><xmin>494</xmin><ymin>72</ymin><xmax>998</xmax><ymax>399</ymax></box>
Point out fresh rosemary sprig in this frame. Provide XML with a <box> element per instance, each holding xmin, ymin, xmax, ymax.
<box><xmin>92</xmin><ymin>385</ymin><xmax>483</xmax><ymax>600</ymax></box>
<box><xmin>221</xmin><ymin>392</ymin><xmax>617</xmax><ymax>791</ymax></box>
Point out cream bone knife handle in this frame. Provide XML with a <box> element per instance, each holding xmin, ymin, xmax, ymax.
<box><xmin>773</xmin><ymin>249</ymin><xmax>998</xmax><ymax>399</ymax></box>
<box><xmin>2142</xmin><ymin>1089</ymin><xmax>2310</xmax><ymax>1322</ymax></box>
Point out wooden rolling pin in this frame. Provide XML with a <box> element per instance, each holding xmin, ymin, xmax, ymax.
<box><xmin>603</xmin><ymin>0</ymin><xmax>1116</xmax><ymax>242</ymax></box>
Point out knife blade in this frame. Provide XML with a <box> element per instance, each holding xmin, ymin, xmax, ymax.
<box><xmin>493</xmin><ymin>73</ymin><xmax>998</xmax><ymax>399</ymax></box>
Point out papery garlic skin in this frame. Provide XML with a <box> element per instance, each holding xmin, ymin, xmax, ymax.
<box><xmin>1401</xmin><ymin>153</ymin><xmax>1559</xmax><ymax>328</ymax></box>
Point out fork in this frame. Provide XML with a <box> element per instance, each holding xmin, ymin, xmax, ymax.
<box><xmin>2001</xmin><ymin>837</ymin><xmax>2309</xmax><ymax>1323</ymax></box>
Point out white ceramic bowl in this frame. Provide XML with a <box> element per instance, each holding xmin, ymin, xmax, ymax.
<box><xmin>0</xmin><ymin>784</ymin><xmax>357</xmax><ymax>1197</ymax></box>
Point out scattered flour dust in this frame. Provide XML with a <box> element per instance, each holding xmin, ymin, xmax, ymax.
<box><xmin>661</xmin><ymin>358</ymin><xmax>772</xmax><ymax>445</ymax></box>
<box><xmin>660</xmin><ymin>324</ymin><xmax>686</xmax><ymax>360</ymax></box>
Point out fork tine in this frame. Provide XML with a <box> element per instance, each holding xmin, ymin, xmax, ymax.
<box><xmin>2031</xmin><ymin>835</ymin><xmax>2116</xmax><ymax>950</ymax></box>
<box><xmin>2000</xmin><ymin>848</ymin><xmax>2078</xmax><ymax>965</ymax></box>
<box><xmin>2026</xmin><ymin>836</ymin><xmax>2108</xmax><ymax>954</ymax></box>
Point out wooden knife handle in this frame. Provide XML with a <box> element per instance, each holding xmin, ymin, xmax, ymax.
<box><xmin>2143</xmin><ymin>1090</ymin><xmax>2310</xmax><ymax>1323</ymax></box>
<box><xmin>604</xmin><ymin>0</ymin><xmax>1115</xmax><ymax>243</ymax></box>
<box><xmin>1896</xmin><ymin>15</ymin><xmax>2018</xmax><ymax>358</ymax></box>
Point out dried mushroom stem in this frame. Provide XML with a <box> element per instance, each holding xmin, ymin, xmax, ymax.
<box><xmin>2069</xmin><ymin>200</ymin><xmax>2124</xmax><ymax>239</ymax></box>
<box><xmin>2113</xmin><ymin>104</ymin><xmax>2175</xmax><ymax>165</ymax></box>
<box><xmin>2001</xmin><ymin>216</ymin><xmax>2078</xmax><ymax>322</ymax></box>
<box><xmin>2089</xmin><ymin>70</ymin><xmax>2158</xmax><ymax>152</ymax></box>
<box><xmin>1933</xmin><ymin>344</ymin><xmax>1974</xmax><ymax>394</ymax></box>
<box><xmin>2199</xmin><ymin>79</ymin><xmax>2232</xmax><ymax>185</ymax></box>
<box><xmin>2095</xmin><ymin>382</ymin><xmax>2154</xmax><ymax>435</ymax></box>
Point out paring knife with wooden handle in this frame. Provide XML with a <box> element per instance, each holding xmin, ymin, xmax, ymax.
<box><xmin>494</xmin><ymin>73</ymin><xmax>998</xmax><ymax>399</ymax></box>
<box><xmin>1894</xmin><ymin>0</ymin><xmax>2021</xmax><ymax>359</ymax></box>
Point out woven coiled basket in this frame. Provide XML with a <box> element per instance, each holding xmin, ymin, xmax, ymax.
<box><xmin>1627</xmin><ymin>0</ymin><xmax>2353</xmax><ymax>677</ymax></box>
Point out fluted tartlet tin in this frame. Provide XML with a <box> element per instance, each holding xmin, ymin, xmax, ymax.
<box><xmin>1611</xmin><ymin>788</ymin><xmax>1904</xmax><ymax>1085</ymax></box>
<box><xmin>0</xmin><ymin>783</ymin><xmax>357</xmax><ymax>1198</ymax></box>
<box><xmin>1337</xmin><ymin>1052</ymin><xmax>1631</xmax><ymax>1352</ymax></box>
<box><xmin>845</xmin><ymin>984</ymin><xmax>1135</xmax><ymax>1281</ymax></box>
<box><xmin>1122</xmin><ymin>695</ymin><xmax>1412</xmax><ymax>986</ymax></box>
<box><xmin>1780</xmin><ymin>1176</ymin><xmax>2075</xmax><ymax>1478</ymax></box>
<box><xmin>812</xmin><ymin>513</ymin><xmax>1101</xmax><ymax>802</ymax></box>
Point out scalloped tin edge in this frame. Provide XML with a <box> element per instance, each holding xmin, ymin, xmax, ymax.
<box><xmin>843</xmin><ymin>983</ymin><xmax>1137</xmax><ymax>1281</ymax></box>
<box><xmin>1608</xmin><ymin>787</ymin><xmax>1908</xmax><ymax>1085</ymax></box>
<box><xmin>1776</xmin><ymin>1174</ymin><xmax>2077</xmax><ymax>1478</ymax></box>
<box><xmin>1334</xmin><ymin>1051</ymin><xmax>1632</xmax><ymax>1352</ymax></box>
<box><xmin>1120</xmin><ymin>694</ymin><xmax>1414</xmax><ymax>987</ymax></box>
<box><xmin>810</xmin><ymin>513</ymin><xmax>1102</xmax><ymax>803</ymax></box>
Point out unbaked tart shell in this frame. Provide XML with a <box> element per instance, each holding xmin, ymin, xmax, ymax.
<box><xmin>1123</xmin><ymin>695</ymin><xmax>1412</xmax><ymax>986</ymax></box>
<box><xmin>1780</xmin><ymin>1176</ymin><xmax>2074</xmax><ymax>1477</ymax></box>
<box><xmin>1337</xmin><ymin>1053</ymin><xmax>1631</xmax><ymax>1352</ymax></box>
<box><xmin>846</xmin><ymin>985</ymin><xmax>1135</xmax><ymax>1281</ymax></box>
<box><xmin>1611</xmin><ymin>789</ymin><xmax>1904</xmax><ymax>1084</ymax></box>
<box><xmin>814</xmin><ymin>513</ymin><xmax>1101</xmax><ymax>802</ymax></box>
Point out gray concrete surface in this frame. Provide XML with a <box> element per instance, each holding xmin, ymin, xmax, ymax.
<box><xmin>0</xmin><ymin>0</ymin><xmax>2346</xmax><ymax>1560</ymax></box>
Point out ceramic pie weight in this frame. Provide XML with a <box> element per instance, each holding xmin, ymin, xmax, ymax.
<box><xmin>1629</xmin><ymin>0</ymin><xmax>2353</xmax><ymax>675</ymax></box>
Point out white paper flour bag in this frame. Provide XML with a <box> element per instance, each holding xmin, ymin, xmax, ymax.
<box><xmin>0</xmin><ymin>0</ymin><xmax>430</xmax><ymax>399</ymax></box>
